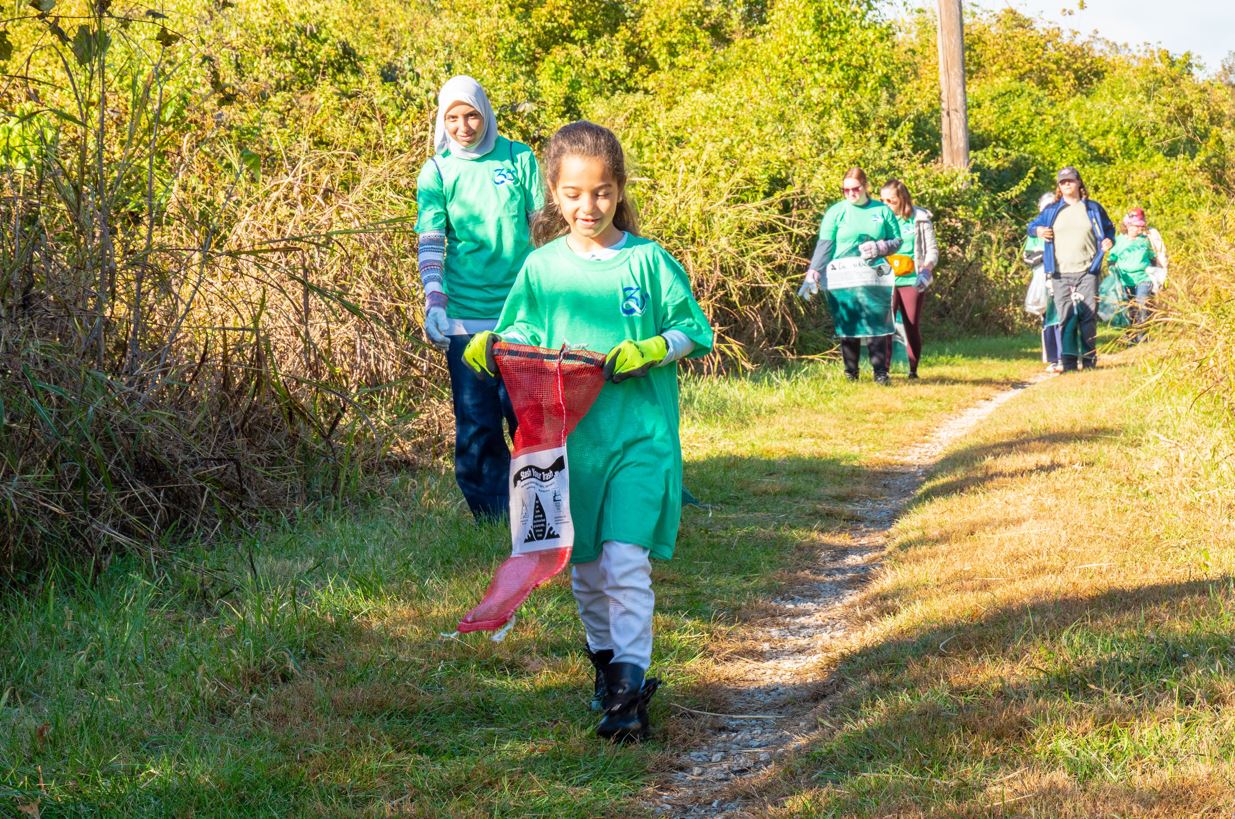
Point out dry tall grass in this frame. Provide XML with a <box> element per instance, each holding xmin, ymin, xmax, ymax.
<box><xmin>751</xmin><ymin>345</ymin><xmax>1235</xmax><ymax>815</ymax></box>
<box><xmin>0</xmin><ymin>6</ymin><xmax>444</xmax><ymax>577</ymax></box>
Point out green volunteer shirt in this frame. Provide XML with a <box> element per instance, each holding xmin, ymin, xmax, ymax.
<box><xmin>818</xmin><ymin>198</ymin><xmax>901</xmax><ymax>263</ymax></box>
<box><xmin>894</xmin><ymin>213</ymin><xmax>917</xmax><ymax>287</ymax></box>
<box><xmin>495</xmin><ymin>235</ymin><xmax>713</xmax><ymax>563</ymax></box>
<box><xmin>415</xmin><ymin>135</ymin><xmax>545</xmax><ymax>321</ymax></box>
<box><xmin>1108</xmin><ymin>234</ymin><xmax>1154</xmax><ymax>287</ymax></box>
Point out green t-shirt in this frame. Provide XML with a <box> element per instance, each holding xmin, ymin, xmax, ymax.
<box><xmin>894</xmin><ymin>213</ymin><xmax>917</xmax><ymax>286</ymax></box>
<box><xmin>495</xmin><ymin>235</ymin><xmax>713</xmax><ymax>563</ymax></box>
<box><xmin>817</xmin><ymin>199</ymin><xmax>902</xmax><ymax>265</ymax></box>
<box><xmin>1108</xmin><ymin>234</ymin><xmax>1154</xmax><ymax>287</ymax></box>
<box><xmin>415</xmin><ymin>135</ymin><xmax>545</xmax><ymax>321</ymax></box>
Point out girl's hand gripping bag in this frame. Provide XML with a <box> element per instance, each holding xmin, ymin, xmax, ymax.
<box><xmin>456</xmin><ymin>342</ymin><xmax>606</xmax><ymax>635</ymax></box>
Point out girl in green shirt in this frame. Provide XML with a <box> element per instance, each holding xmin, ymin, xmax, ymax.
<box><xmin>463</xmin><ymin>121</ymin><xmax>713</xmax><ymax>743</ymax></box>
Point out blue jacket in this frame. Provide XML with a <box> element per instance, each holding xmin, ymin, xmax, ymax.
<box><xmin>1026</xmin><ymin>198</ymin><xmax>1116</xmax><ymax>276</ymax></box>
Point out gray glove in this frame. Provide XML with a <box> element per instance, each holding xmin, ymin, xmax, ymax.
<box><xmin>859</xmin><ymin>241</ymin><xmax>879</xmax><ymax>260</ymax></box>
<box><xmin>424</xmin><ymin>305</ymin><xmax>450</xmax><ymax>349</ymax></box>
<box><xmin>797</xmin><ymin>269</ymin><xmax>821</xmax><ymax>301</ymax></box>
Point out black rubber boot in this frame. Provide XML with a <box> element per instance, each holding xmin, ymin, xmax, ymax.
<box><xmin>597</xmin><ymin>662</ymin><xmax>660</xmax><ymax>743</ymax></box>
<box><xmin>585</xmin><ymin>646</ymin><xmax>614</xmax><ymax>712</ymax></box>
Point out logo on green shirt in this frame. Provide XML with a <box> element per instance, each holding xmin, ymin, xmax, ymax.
<box><xmin>620</xmin><ymin>286</ymin><xmax>647</xmax><ymax>317</ymax></box>
<box><xmin>493</xmin><ymin>167</ymin><xmax>517</xmax><ymax>186</ymax></box>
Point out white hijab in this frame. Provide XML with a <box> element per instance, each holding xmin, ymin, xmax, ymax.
<box><xmin>433</xmin><ymin>76</ymin><xmax>498</xmax><ymax>160</ymax></box>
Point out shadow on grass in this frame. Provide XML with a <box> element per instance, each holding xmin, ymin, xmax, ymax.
<box><xmin>906</xmin><ymin>426</ymin><xmax>1122</xmax><ymax>508</ymax></box>
<box><xmin>759</xmin><ymin>576</ymin><xmax>1235</xmax><ymax>814</ymax></box>
<box><xmin>900</xmin><ymin>373</ymin><xmax>1035</xmax><ymax>387</ymax></box>
<box><xmin>0</xmin><ymin>449</ymin><xmax>901</xmax><ymax>815</ymax></box>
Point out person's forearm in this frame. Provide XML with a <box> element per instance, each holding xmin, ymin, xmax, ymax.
<box><xmin>418</xmin><ymin>230</ymin><xmax>446</xmax><ymax>298</ymax></box>
<box><xmin>920</xmin><ymin>221</ymin><xmax>939</xmax><ymax>269</ymax></box>
<box><xmin>808</xmin><ymin>238</ymin><xmax>835</xmax><ymax>273</ymax></box>
<box><xmin>874</xmin><ymin>237</ymin><xmax>901</xmax><ymax>257</ymax></box>
<box><xmin>658</xmin><ymin>330</ymin><xmax>696</xmax><ymax>365</ymax></box>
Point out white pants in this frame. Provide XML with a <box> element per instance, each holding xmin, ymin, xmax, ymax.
<box><xmin>571</xmin><ymin>540</ymin><xmax>654</xmax><ymax>669</ymax></box>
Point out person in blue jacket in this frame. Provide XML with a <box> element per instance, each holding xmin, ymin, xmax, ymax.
<box><xmin>1026</xmin><ymin>167</ymin><xmax>1115</xmax><ymax>372</ymax></box>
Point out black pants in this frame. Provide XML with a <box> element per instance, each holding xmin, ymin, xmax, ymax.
<box><xmin>841</xmin><ymin>336</ymin><xmax>891</xmax><ymax>378</ymax></box>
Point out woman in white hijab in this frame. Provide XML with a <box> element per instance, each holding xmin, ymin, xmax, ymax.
<box><xmin>414</xmin><ymin>76</ymin><xmax>545</xmax><ymax>521</ymax></box>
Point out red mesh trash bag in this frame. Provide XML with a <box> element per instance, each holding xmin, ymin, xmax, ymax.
<box><xmin>456</xmin><ymin>342</ymin><xmax>606</xmax><ymax>634</ymax></box>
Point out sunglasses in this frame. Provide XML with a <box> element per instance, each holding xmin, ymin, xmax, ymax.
<box><xmin>1058</xmin><ymin>179</ymin><xmax>1079</xmax><ymax>185</ymax></box>
<box><xmin>841</xmin><ymin>185</ymin><xmax>863</xmax><ymax>194</ymax></box>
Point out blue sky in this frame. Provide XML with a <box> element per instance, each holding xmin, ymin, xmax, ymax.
<box><xmin>904</xmin><ymin>0</ymin><xmax>1234</xmax><ymax>75</ymax></box>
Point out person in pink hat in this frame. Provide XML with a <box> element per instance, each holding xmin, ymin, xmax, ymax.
<box><xmin>1107</xmin><ymin>207</ymin><xmax>1156</xmax><ymax>342</ymax></box>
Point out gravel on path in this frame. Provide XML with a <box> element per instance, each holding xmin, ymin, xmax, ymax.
<box><xmin>647</xmin><ymin>375</ymin><xmax>1049</xmax><ymax>817</ymax></box>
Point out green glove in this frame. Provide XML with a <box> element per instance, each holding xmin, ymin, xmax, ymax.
<box><xmin>603</xmin><ymin>336</ymin><xmax>668</xmax><ymax>383</ymax></box>
<box><xmin>462</xmin><ymin>331</ymin><xmax>500</xmax><ymax>377</ymax></box>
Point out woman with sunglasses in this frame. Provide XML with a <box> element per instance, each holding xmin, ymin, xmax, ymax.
<box><xmin>1026</xmin><ymin>166</ymin><xmax>1115</xmax><ymax>372</ymax></box>
<box><xmin>799</xmin><ymin>167</ymin><xmax>902</xmax><ymax>384</ymax></box>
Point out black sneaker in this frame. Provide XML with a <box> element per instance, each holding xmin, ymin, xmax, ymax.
<box><xmin>874</xmin><ymin>373</ymin><xmax>890</xmax><ymax>386</ymax></box>
<box><xmin>844</xmin><ymin>371</ymin><xmax>858</xmax><ymax>382</ymax></box>
<box><xmin>907</xmin><ymin>371</ymin><xmax>919</xmax><ymax>380</ymax></box>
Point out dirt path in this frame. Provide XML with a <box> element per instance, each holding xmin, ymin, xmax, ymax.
<box><xmin>648</xmin><ymin>374</ymin><xmax>1051</xmax><ymax>817</ymax></box>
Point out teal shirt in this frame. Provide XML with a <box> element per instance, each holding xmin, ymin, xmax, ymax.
<box><xmin>816</xmin><ymin>199</ymin><xmax>901</xmax><ymax>265</ymax></box>
<box><xmin>415</xmin><ymin>136</ymin><xmax>544</xmax><ymax>320</ymax></box>
<box><xmin>496</xmin><ymin>236</ymin><xmax>713</xmax><ymax>562</ymax></box>
<box><xmin>1108</xmin><ymin>234</ymin><xmax>1154</xmax><ymax>287</ymax></box>
<box><xmin>894</xmin><ymin>214</ymin><xmax>917</xmax><ymax>286</ymax></box>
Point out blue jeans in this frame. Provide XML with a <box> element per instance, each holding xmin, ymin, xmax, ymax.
<box><xmin>446</xmin><ymin>334</ymin><xmax>517</xmax><ymax>520</ymax></box>
<box><xmin>1127</xmin><ymin>281</ymin><xmax>1153</xmax><ymax>340</ymax></box>
<box><xmin>1041</xmin><ymin>320</ymin><xmax>1061</xmax><ymax>364</ymax></box>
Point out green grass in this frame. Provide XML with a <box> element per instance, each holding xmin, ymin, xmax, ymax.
<box><xmin>0</xmin><ymin>335</ymin><xmax>1042</xmax><ymax>816</ymax></box>
<box><xmin>757</xmin><ymin>340</ymin><xmax>1235</xmax><ymax>817</ymax></box>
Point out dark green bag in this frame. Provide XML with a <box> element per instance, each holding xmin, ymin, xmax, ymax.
<box><xmin>1098</xmin><ymin>274</ymin><xmax>1130</xmax><ymax>327</ymax></box>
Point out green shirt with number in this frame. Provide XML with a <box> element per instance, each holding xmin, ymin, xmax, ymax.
<box><xmin>415</xmin><ymin>135</ymin><xmax>544</xmax><ymax>321</ymax></box>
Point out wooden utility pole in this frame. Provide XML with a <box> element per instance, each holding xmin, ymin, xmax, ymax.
<box><xmin>937</xmin><ymin>0</ymin><xmax>970</xmax><ymax>168</ymax></box>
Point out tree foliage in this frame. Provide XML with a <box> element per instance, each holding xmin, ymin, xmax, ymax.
<box><xmin>0</xmin><ymin>0</ymin><xmax>1232</xmax><ymax>571</ymax></box>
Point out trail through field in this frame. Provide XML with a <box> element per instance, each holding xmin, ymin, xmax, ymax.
<box><xmin>649</xmin><ymin>372</ymin><xmax>1052</xmax><ymax>817</ymax></box>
